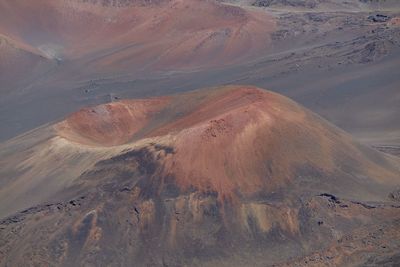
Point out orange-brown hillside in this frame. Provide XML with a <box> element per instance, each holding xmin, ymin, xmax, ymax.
<box><xmin>0</xmin><ymin>0</ymin><xmax>275</xmax><ymax>70</ymax></box>
<box><xmin>57</xmin><ymin>97</ymin><xmax>171</xmax><ymax>146</ymax></box>
<box><xmin>55</xmin><ymin>86</ymin><xmax>400</xmax><ymax>201</ymax></box>
<box><xmin>1</xmin><ymin>85</ymin><xmax>399</xmax><ymax>266</ymax></box>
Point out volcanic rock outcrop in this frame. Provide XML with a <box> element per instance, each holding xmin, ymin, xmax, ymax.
<box><xmin>0</xmin><ymin>86</ymin><xmax>399</xmax><ymax>266</ymax></box>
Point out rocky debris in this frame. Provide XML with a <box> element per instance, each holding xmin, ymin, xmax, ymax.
<box><xmin>153</xmin><ymin>143</ymin><xmax>175</xmax><ymax>154</ymax></box>
<box><xmin>360</xmin><ymin>40</ymin><xmax>388</xmax><ymax>63</ymax></box>
<box><xmin>389</xmin><ymin>189</ymin><xmax>400</xmax><ymax>202</ymax></box>
<box><xmin>271</xmin><ymin>30</ymin><xmax>291</xmax><ymax>41</ymax></box>
<box><xmin>0</xmin><ymin>196</ymin><xmax>87</xmax><ymax>226</ymax></box>
<box><xmin>368</xmin><ymin>14</ymin><xmax>391</xmax><ymax>23</ymax></box>
<box><xmin>253</xmin><ymin>0</ymin><xmax>320</xmax><ymax>8</ymax></box>
<box><xmin>203</xmin><ymin>119</ymin><xmax>231</xmax><ymax>139</ymax></box>
<box><xmin>1</xmin><ymin>160</ymin><xmax>400</xmax><ymax>266</ymax></box>
<box><xmin>351</xmin><ymin>201</ymin><xmax>377</xmax><ymax>209</ymax></box>
<box><xmin>78</xmin><ymin>0</ymin><xmax>168</xmax><ymax>7</ymax></box>
<box><xmin>266</xmin><ymin>9</ymin><xmax>400</xmax><ymax>74</ymax></box>
<box><xmin>306</xmin><ymin>13</ymin><xmax>328</xmax><ymax>23</ymax></box>
<box><xmin>133</xmin><ymin>206</ymin><xmax>140</xmax><ymax>222</ymax></box>
<box><xmin>319</xmin><ymin>193</ymin><xmax>341</xmax><ymax>204</ymax></box>
<box><xmin>109</xmin><ymin>93</ymin><xmax>120</xmax><ymax>102</ymax></box>
<box><xmin>374</xmin><ymin>145</ymin><xmax>400</xmax><ymax>157</ymax></box>
<box><xmin>317</xmin><ymin>193</ymin><xmax>394</xmax><ymax>210</ymax></box>
<box><xmin>281</xmin><ymin>223</ymin><xmax>400</xmax><ymax>266</ymax></box>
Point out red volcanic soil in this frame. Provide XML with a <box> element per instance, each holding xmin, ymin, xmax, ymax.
<box><xmin>2</xmin><ymin>85</ymin><xmax>400</xmax><ymax>266</ymax></box>
<box><xmin>57</xmin><ymin>97</ymin><xmax>171</xmax><ymax>146</ymax></box>
<box><xmin>389</xmin><ymin>17</ymin><xmax>400</xmax><ymax>26</ymax></box>
<box><xmin>0</xmin><ymin>0</ymin><xmax>275</xmax><ymax>70</ymax></box>
<box><xmin>56</xmin><ymin>86</ymin><xmax>400</xmax><ymax>201</ymax></box>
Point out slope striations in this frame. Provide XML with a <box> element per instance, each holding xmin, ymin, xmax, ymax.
<box><xmin>0</xmin><ymin>86</ymin><xmax>399</xmax><ymax>266</ymax></box>
<box><xmin>0</xmin><ymin>0</ymin><xmax>275</xmax><ymax>71</ymax></box>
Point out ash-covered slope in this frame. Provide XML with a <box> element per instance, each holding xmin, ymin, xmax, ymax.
<box><xmin>0</xmin><ymin>34</ymin><xmax>54</xmax><ymax>93</ymax></box>
<box><xmin>0</xmin><ymin>0</ymin><xmax>274</xmax><ymax>71</ymax></box>
<box><xmin>0</xmin><ymin>86</ymin><xmax>399</xmax><ymax>266</ymax></box>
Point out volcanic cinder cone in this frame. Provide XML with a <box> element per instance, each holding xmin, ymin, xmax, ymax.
<box><xmin>0</xmin><ymin>86</ymin><xmax>399</xmax><ymax>266</ymax></box>
<box><xmin>0</xmin><ymin>0</ymin><xmax>275</xmax><ymax>71</ymax></box>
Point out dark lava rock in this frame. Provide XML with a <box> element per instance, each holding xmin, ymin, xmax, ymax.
<box><xmin>319</xmin><ymin>193</ymin><xmax>341</xmax><ymax>204</ymax></box>
<box><xmin>368</xmin><ymin>14</ymin><xmax>391</xmax><ymax>23</ymax></box>
<box><xmin>253</xmin><ymin>0</ymin><xmax>319</xmax><ymax>8</ymax></box>
<box><xmin>389</xmin><ymin>189</ymin><xmax>400</xmax><ymax>202</ymax></box>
